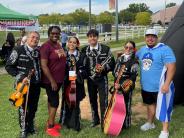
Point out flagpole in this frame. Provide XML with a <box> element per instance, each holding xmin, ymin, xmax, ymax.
<box><xmin>115</xmin><ymin>0</ymin><xmax>119</xmax><ymax>41</ymax></box>
<box><xmin>89</xmin><ymin>0</ymin><xmax>91</xmax><ymax>30</ymax></box>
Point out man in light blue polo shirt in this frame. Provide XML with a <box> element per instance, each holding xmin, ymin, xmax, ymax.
<box><xmin>136</xmin><ymin>28</ymin><xmax>176</xmax><ymax>138</ymax></box>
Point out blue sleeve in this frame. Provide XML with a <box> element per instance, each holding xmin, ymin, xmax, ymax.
<box><xmin>135</xmin><ymin>50</ymin><xmax>140</xmax><ymax>59</ymax></box>
<box><xmin>162</xmin><ymin>46</ymin><xmax>176</xmax><ymax>64</ymax></box>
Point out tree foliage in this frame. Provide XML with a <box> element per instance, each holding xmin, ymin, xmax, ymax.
<box><xmin>71</xmin><ymin>8</ymin><xmax>89</xmax><ymax>25</ymax></box>
<box><xmin>127</xmin><ymin>3</ymin><xmax>151</xmax><ymax>13</ymax></box>
<box><xmin>135</xmin><ymin>12</ymin><xmax>151</xmax><ymax>25</ymax></box>
<box><xmin>119</xmin><ymin>9</ymin><xmax>135</xmax><ymax>24</ymax></box>
<box><xmin>96</xmin><ymin>11</ymin><xmax>114</xmax><ymax>24</ymax></box>
<box><xmin>38</xmin><ymin>3</ymin><xmax>152</xmax><ymax>25</ymax></box>
<box><xmin>166</xmin><ymin>3</ymin><xmax>176</xmax><ymax>8</ymax></box>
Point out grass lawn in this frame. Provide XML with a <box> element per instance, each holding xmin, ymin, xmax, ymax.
<box><xmin>0</xmin><ymin>74</ymin><xmax>184</xmax><ymax>138</ymax></box>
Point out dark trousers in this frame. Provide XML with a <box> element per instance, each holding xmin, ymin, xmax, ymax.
<box><xmin>18</xmin><ymin>83</ymin><xmax>40</xmax><ymax>132</ymax></box>
<box><xmin>123</xmin><ymin>90</ymin><xmax>133</xmax><ymax>128</ymax></box>
<box><xmin>87</xmin><ymin>76</ymin><xmax>108</xmax><ymax>126</ymax></box>
<box><xmin>60</xmin><ymin>99</ymin><xmax>81</xmax><ymax>131</ymax></box>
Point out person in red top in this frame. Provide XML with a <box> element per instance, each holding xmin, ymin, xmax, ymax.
<box><xmin>40</xmin><ymin>26</ymin><xmax>66</xmax><ymax>137</ymax></box>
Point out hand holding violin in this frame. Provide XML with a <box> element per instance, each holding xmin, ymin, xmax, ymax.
<box><xmin>9</xmin><ymin>70</ymin><xmax>34</xmax><ymax>107</ymax></box>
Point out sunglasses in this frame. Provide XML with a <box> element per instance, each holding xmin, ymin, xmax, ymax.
<box><xmin>124</xmin><ymin>46</ymin><xmax>134</xmax><ymax>50</ymax></box>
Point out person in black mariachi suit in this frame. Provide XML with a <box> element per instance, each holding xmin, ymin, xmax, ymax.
<box><xmin>80</xmin><ymin>29</ymin><xmax>115</xmax><ymax>130</ymax></box>
<box><xmin>59</xmin><ymin>36</ymin><xmax>86</xmax><ymax>131</ymax></box>
<box><xmin>5</xmin><ymin>31</ymin><xmax>41</xmax><ymax>138</ymax></box>
<box><xmin>113</xmin><ymin>41</ymin><xmax>138</xmax><ymax>129</ymax></box>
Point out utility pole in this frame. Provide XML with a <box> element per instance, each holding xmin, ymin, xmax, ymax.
<box><xmin>89</xmin><ymin>0</ymin><xmax>91</xmax><ymax>30</ymax></box>
<box><xmin>115</xmin><ymin>0</ymin><xmax>119</xmax><ymax>41</ymax></box>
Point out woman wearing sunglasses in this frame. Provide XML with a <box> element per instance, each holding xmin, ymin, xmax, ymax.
<box><xmin>113</xmin><ymin>40</ymin><xmax>139</xmax><ymax>129</ymax></box>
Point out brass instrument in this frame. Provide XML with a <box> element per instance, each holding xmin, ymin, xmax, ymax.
<box><xmin>89</xmin><ymin>55</ymin><xmax>112</xmax><ymax>80</ymax></box>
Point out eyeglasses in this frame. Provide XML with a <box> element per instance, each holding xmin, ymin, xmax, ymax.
<box><xmin>51</xmin><ymin>32</ymin><xmax>60</xmax><ymax>35</ymax></box>
<box><xmin>124</xmin><ymin>46</ymin><xmax>134</xmax><ymax>50</ymax></box>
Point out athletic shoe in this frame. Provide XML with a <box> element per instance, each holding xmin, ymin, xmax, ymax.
<box><xmin>54</xmin><ymin>124</ymin><xmax>62</xmax><ymax>130</ymax></box>
<box><xmin>159</xmin><ymin>131</ymin><xmax>169</xmax><ymax>138</ymax></box>
<box><xmin>46</xmin><ymin>127</ymin><xmax>60</xmax><ymax>137</ymax></box>
<box><xmin>140</xmin><ymin>122</ymin><xmax>155</xmax><ymax>131</ymax></box>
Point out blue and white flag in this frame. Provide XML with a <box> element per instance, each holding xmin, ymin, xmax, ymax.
<box><xmin>156</xmin><ymin>66</ymin><xmax>175</xmax><ymax>122</ymax></box>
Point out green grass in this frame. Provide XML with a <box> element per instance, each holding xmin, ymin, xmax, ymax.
<box><xmin>0</xmin><ymin>74</ymin><xmax>184</xmax><ymax>138</ymax></box>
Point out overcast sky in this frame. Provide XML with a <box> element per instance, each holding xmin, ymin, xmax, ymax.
<box><xmin>0</xmin><ymin>0</ymin><xmax>183</xmax><ymax>15</ymax></box>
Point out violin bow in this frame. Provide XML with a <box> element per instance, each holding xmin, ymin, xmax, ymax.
<box><xmin>23</xmin><ymin>69</ymin><xmax>34</xmax><ymax>132</ymax></box>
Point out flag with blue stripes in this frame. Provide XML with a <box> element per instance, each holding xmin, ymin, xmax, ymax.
<box><xmin>156</xmin><ymin>66</ymin><xmax>175</xmax><ymax>122</ymax></box>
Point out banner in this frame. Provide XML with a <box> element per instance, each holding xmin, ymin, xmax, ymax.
<box><xmin>0</xmin><ymin>20</ymin><xmax>36</xmax><ymax>27</ymax></box>
<box><xmin>109</xmin><ymin>0</ymin><xmax>115</xmax><ymax>10</ymax></box>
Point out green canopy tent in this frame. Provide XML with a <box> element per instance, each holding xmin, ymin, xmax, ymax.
<box><xmin>0</xmin><ymin>4</ymin><xmax>38</xmax><ymax>30</ymax></box>
<box><xmin>0</xmin><ymin>3</ymin><xmax>35</xmax><ymax>20</ymax></box>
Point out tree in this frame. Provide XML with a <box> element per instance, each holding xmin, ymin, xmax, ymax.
<box><xmin>96</xmin><ymin>11</ymin><xmax>114</xmax><ymax>24</ymax></box>
<box><xmin>60</xmin><ymin>14</ymin><xmax>74</xmax><ymax>25</ymax></box>
<box><xmin>135</xmin><ymin>12</ymin><xmax>151</xmax><ymax>25</ymax></box>
<box><xmin>119</xmin><ymin>9</ymin><xmax>135</xmax><ymax>24</ymax></box>
<box><xmin>38</xmin><ymin>13</ymin><xmax>62</xmax><ymax>25</ymax></box>
<box><xmin>166</xmin><ymin>3</ymin><xmax>176</xmax><ymax>8</ymax></box>
<box><xmin>71</xmin><ymin>8</ymin><xmax>89</xmax><ymax>25</ymax></box>
<box><xmin>127</xmin><ymin>3</ymin><xmax>151</xmax><ymax>13</ymax></box>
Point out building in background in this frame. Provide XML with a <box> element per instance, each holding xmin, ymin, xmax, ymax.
<box><xmin>151</xmin><ymin>5</ymin><xmax>180</xmax><ymax>25</ymax></box>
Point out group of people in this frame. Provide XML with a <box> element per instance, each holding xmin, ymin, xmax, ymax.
<box><xmin>1</xmin><ymin>28</ymin><xmax>27</xmax><ymax>63</ymax></box>
<box><xmin>5</xmin><ymin>27</ymin><xmax>176</xmax><ymax>138</ymax></box>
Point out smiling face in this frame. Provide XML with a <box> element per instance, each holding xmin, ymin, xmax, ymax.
<box><xmin>145</xmin><ymin>34</ymin><xmax>158</xmax><ymax>47</ymax></box>
<box><xmin>26</xmin><ymin>32</ymin><xmax>40</xmax><ymax>48</ymax></box>
<box><xmin>124</xmin><ymin>42</ymin><xmax>134</xmax><ymax>55</ymax></box>
<box><xmin>67</xmin><ymin>37</ymin><xmax>78</xmax><ymax>51</ymax></box>
<box><xmin>49</xmin><ymin>28</ymin><xmax>60</xmax><ymax>43</ymax></box>
<box><xmin>88</xmin><ymin>34</ymin><xmax>98</xmax><ymax>47</ymax></box>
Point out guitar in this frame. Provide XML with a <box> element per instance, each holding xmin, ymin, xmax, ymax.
<box><xmin>103</xmin><ymin>65</ymin><xmax>126</xmax><ymax>136</ymax></box>
<box><xmin>65</xmin><ymin>54</ymin><xmax>76</xmax><ymax>108</ymax></box>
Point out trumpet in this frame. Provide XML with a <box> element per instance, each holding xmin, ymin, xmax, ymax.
<box><xmin>90</xmin><ymin>55</ymin><xmax>112</xmax><ymax>80</ymax></box>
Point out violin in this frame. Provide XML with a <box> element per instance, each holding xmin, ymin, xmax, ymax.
<box><xmin>9</xmin><ymin>69</ymin><xmax>34</xmax><ymax>107</ymax></box>
<box><xmin>65</xmin><ymin>54</ymin><xmax>77</xmax><ymax>108</ymax></box>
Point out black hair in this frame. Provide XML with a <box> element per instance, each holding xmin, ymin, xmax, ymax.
<box><xmin>125</xmin><ymin>40</ymin><xmax>136</xmax><ymax>48</ymax></box>
<box><xmin>6</xmin><ymin>32</ymin><xmax>15</xmax><ymax>47</ymax></box>
<box><xmin>48</xmin><ymin>26</ymin><xmax>61</xmax><ymax>36</ymax></box>
<box><xmin>87</xmin><ymin>29</ymin><xmax>99</xmax><ymax>37</ymax></box>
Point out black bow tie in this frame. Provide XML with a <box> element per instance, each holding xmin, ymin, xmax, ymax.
<box><xmin>90</xmin><ymin>49</ymin><xmax>97</xmax><ymax>57</ymax></box>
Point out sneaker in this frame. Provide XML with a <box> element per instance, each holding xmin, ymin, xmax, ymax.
<box><xmin>140</xmin><ymin>122</ymin><xmax>155</xmax><ymax>131</ymax></box>
<box><xmin>46</xmin><ymin>121</ymin><xmax>62</xmax><ymax>131</ymax></box>
<box><xmin>54</xmin><ymin>124</ymin><xmax>62</xmax><ymax>130</ymax></box>
<box><xmin>46</xmin><ymin>127</ymin><xmax>60</xmax><ymax>137</ymax></box>
<box><xmin>159</xmin><ymin>131</ymin><xmax>169</xmax><ymax>138</ymax></box>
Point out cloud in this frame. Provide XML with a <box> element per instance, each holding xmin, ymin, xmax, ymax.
<box><xmin>0</xmin><ymin>0</ymin><xmax>183</xmax><ymax>15</ymax></box>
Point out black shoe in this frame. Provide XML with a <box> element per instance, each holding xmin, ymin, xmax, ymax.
<box><xmin>19</xmin><ymin>131</ymin><xmax>27</xmax><ymax>138</ymax></box>
<box><xmin>27</xmin><ymin>128</ymin><xmax>37</xmax><ymax>135</ymax></box>
<box><xmin>90</xmin><ymin>121</ymin><xmax>100</xmax><ymax>127</ymax></box>
<box><xmin>27</xmin><ymin>125</ymin><xmax>38</xmax><ymax>135</ymax></box>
